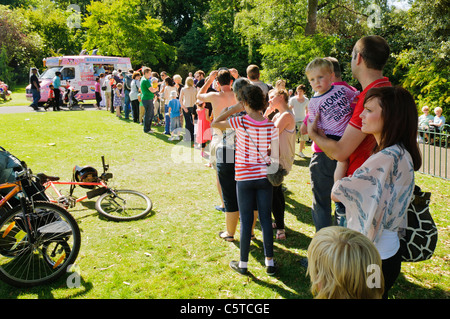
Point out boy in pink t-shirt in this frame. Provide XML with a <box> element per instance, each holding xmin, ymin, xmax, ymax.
<box><xmin>305</xmin><ymin>58</ymin><xmax>358</xmax><ymax>231</ymax></box>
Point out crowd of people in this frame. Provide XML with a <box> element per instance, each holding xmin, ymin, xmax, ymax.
<box><xmin>205</xmin><ymin>34</ymin><xmax>422</xmax><ymax>300</ymax></box>
<box><xmin>26</xmin><ymin>34</ymin><xmax>434</xmax><ymax>299</ymax></box>
<box><xmin>87</xmin><ymin>35</ymin><xmax>427</xmax><ymax>299</ymax></box>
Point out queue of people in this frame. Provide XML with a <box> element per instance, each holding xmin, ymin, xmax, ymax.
<box><xmin>113</xmin><ymin>36</ymin><xmax>423</xmax><ymax>299</ymax></box>
<box><xmin>25</xmin><ymin>34</ymin><xmax>433</xmax><ymax>299</ymax></box>
<box><xmin>202</xmin><ymin>35</ymin><xmax>424</xmax><ymax>300</ymax></box>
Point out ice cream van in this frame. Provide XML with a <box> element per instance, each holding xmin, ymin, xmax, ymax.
<box><xmin>26</xmin><ymin>54</ymin><xmax>132</xmax><ymax>104</ymax></box>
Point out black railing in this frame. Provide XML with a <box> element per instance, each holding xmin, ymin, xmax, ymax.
<box><xmin>418</xmin><ymin>125</ymin><xmax>449</xmax><ymax>180</ymax></box>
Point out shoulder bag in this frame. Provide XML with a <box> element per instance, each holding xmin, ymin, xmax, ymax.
<box><xmin>400</xmin><ymin>185</ymin><xmax>438</xmax><ymax>262</ymax></box>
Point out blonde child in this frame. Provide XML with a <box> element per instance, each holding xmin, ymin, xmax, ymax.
<box><xmin>307</xmin><ymin>226</ymin><xmax>384</xmax><ymax>299</ymax></box>
<box><xmin>305</xmin><ymin>57</ymin><xmax>358</xmax><ymax>231</ymax></box>
<box><xmin>114</xmin><ymin>83</ymin><xmax>123</xmax><ymax>118</ymax></box>
<box><xmin>168</xmin><ymin>91</ymin><xmax>182</xmax><ymax>141</ymax></box>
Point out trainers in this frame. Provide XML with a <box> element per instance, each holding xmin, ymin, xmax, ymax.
<box><xmin>266</xmin><ymin>265</ymin><xmax>277</xmax><ymax>276</ymax></box>
<box><xmin>229</xmin><ymin>261</ymin><xmax>248</xmax><ymax>275</ymax></box>
<box><xmin>298</xmin><ymin>152</ymin><xmax>306</xmax><ymax>158</ymax></box>
<box><xmin>168</xmin><ymin>136</ymin><xmax>174</xmax><ymax>141</ymax></box>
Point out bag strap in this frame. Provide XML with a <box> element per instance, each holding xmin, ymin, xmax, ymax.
<box><xmin>241</xmin><ymin>118</ymin><xmax>270</xmax><ymax>167</ymax></box>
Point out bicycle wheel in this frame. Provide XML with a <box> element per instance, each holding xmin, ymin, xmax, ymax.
<box><xmin>0</xmin><ymin>201</ymin><xmax>81</xmax><ymax>287</ymax></box>
<box><xmin>95</xmin><ymin>189</ymin><xmax>152</xmax><ymax>221</ymax></box>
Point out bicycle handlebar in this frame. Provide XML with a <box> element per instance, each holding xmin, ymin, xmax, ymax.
<box><xmin>101</xmin><ymin>155</ymin><xmax>109</xmax><ymax>173</ymax></box>
<box><xmin>14</xmin><ymin>168</ymin><xmax>29</xmax><ymax>181</ymax></box>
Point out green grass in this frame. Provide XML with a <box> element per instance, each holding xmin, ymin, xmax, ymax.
<box><xmin>0</xmin><ymin>85</ymin><xmax>29</xmax><ymax>107</ymax></box>
<box><xmin>0</xmin><ymin>110</ymin><xmax>448</xmax><ymax>300</ymax></box>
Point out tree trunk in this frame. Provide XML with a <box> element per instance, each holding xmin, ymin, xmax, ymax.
<box><xmin>305</xmin><ymin>0</ymin><xmax>318</xmax><ymax>36</ymax></box>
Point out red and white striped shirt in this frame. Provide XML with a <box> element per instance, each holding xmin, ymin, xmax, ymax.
<box><xmin>228</xmin><ymin>115</ymin><xmax>278</xmax><ymax>181</ymax></box>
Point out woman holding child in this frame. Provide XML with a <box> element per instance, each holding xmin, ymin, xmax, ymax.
<box><xmin>331</xmin><ymin>86</ymin><xmax>421</xmax><ymax>298</ymax></box>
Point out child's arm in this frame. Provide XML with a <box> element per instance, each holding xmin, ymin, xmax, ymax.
<box><xmin>334</xmin><ymin>160</ymin><xmax>348</xmax><ymax>182</ymax></box>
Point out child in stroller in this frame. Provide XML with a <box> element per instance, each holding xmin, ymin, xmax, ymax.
<box><xmin>63</xmin><ymin>82</ymin><xmax>84</xmax><ymax>110</ymax></box>
<box><xmin>0</xmin><ymin>81</ymin><xmax>11</xmax><ymax>101</ymax></box>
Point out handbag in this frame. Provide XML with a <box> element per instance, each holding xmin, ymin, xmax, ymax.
<box><xmin>241</xmin><ymin>119</ymin><xmax>287</xmax><ymax>186</ymax></box>
<box><xmin>400</xmin><ymin>185</ymin><xmax>438</xmax><ymax>262</ymax></box>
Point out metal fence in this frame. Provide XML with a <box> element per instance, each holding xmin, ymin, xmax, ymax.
<box><xmin>418</xmin><ymin>125</ymin><xmax>449</xmax><ymax>180</ymax></box>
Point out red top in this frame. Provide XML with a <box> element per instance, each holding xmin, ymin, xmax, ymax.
<box><xmin>346</xmin><ymin>77</ymin><xmax>392</xmax><ymax>176</ymax></box>
<box><xmin>229</xmin><ymin>115</ymin><xmax>278</xmax><ymax>181</ymax></box>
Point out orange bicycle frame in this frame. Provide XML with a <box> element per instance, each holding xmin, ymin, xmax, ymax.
<box><xmin>44</xmin><ymin>180</ymin><xmax>108</xmax><ymax>204</ymax></box>
<box><xmin>0</xmin><ymin>182</ymin><xmax>21</xmax><ymax>208</ymax></box>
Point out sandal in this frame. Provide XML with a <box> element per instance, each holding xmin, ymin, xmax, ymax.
<box><xmin>219</xmin><ymin>231</ymin><xmax>234</xmax><ymax>242</ymax></box>
<box><xmin>276</xmin><ymin>229</ymin><xmax>286</xmax><ymax>240</ymax></box>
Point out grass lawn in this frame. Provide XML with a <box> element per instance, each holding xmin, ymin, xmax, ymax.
<box><xmin>0</xmin><ymin>109</ymin><xmax>448</xmax><ymax>300</ymax></box>
<box><xmin>0</xmin><ymin>85</ymin><xmax>29</xmax><ymax>107</ymax></box>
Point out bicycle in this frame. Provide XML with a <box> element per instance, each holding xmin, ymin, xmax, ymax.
<box><xmin>0</xmin><ymin>169</ymin><xmax>81</xmax><ymax>287</ymax></box>
<box><xmin>43</xmin><ymin>156</ymin><xmax>152</xmax><ymax>222</ymax></box>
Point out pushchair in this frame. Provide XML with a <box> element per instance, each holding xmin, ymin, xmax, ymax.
<box><xmin>63</xmin><ymin>84</ymin><xmax>84</xmax><ymax>110</ymax></box>
<box><xmin>0</xmin><ymin>82</ymin><xmax>11</xmax><ymax>101</ymax></box>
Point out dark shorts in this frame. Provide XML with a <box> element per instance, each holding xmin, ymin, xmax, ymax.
<box><xmin>216</xmin><ymin>147</ymin><xmax>239</xmax><ymax>213</ymax></box>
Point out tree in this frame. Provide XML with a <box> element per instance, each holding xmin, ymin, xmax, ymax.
<box><xmin>389</xmin><ymin>0</ymin><xmax>449</xmax><ymax>117</ymax></box>
<box><xmin>201</xmin><ymin>0</ymin><xmax>249</xmax><ymax>73</ymax></box>
<box><xmin>141</xmin><ymin>0</ymin><xmax>208</xmax><ymax>44</ymax></box>
<box><xmin>83</xmin><ymin>0</ymin><xmax>175</xmax><ymax>69</ymax></box>
<box><xmin>0</xmin><ymin>46</ymin><xmax>14</xmax><ymax>85</ymax></box>
<box><xmin>305</xmin><ymin>0</ymin><xmax>318</xmax><ymax>35</ymax></box>
<box><xmin>0</xmin><ymin>5</ymin><xmax>42</xmax><ymax>84</ymax></box>
<box><xmin>18</xmin><ymin>0</ymin><xmax>84</xmax><ymax>57</ymax></box>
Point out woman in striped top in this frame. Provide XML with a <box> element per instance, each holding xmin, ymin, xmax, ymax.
<box><xmin>212</xmin><ymin>84</ymin><xmax>279</xmax><ymax>276</ymax></box>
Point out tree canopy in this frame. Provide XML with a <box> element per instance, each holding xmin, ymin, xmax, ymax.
<box><xmin>0</xmin><ymin>0</ymin><xmax>448</xmax><ymax>117</ymax></box>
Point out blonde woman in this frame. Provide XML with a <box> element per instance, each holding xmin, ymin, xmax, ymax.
<box><xmin>307</xmin><ymin>226</ymin><xmax>384</xmax><ymax>299</ymax></box>
<box><xmin>179</xmin><ymin>77</ymin><xmax>197</xmax><ymax>142</ymax></box>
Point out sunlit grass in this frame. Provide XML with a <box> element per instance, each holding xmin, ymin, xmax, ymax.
<box><xmin>0</xmin><ymin>110</ymin><xmax>448</xmax><ymax>299</ymax></box>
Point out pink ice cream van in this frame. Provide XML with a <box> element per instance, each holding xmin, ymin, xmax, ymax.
<box><xmin>26</xmin><ymin>54</ymin><xmax>132</xmax><ymax>104</ymax></box>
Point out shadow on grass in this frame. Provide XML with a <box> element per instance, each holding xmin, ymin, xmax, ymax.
<box><xmin>0</xmin><ymin>276</ymin><xmax>94</xmax><ymax>299</ymax></box>
<box><xmin>79</xmin><ymin>196</ymin><xmax>157</xmax><ymax>222</ymax></box>
<box><xmin>284</xmin><ymin>188</ymin><xmax>314</xmax><ymax>229</ymax></box>
<box><xmin>229</xmin><ymin>236</ymin><xmax>312</xmax><ymax>298</ymax></box>
<box><xmin>390</xmin><ymin>272</ymin><xmax>449</xmax><ymax>299</ymax></box>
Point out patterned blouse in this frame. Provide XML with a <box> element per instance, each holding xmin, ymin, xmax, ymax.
<box><xmin>331</xmin><ymin>144</ymin><xmax>415</xmax><ymax>243</ymax></box>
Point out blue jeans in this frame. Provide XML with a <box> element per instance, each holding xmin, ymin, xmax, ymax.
<box><xmin>236</xmin><ymin>178</ymin><xmax>273</xmax><ymax>262</ymax></box>
<box><xmin>142</xmin><ymin>99</ymin><xmax>154</xmax><ymax>133</ymax></box>
<box><xmin>124</xmin><ymin>90</ymin><xmax>131</xmax><ymax>119</ymax></box>
<box><xmin>335</xmin><ymin>202</ymin><xmax>347</xmax><ymax>227</ymax></box>
<box><xmin>183</xmin><ymin>106</ymin><xmax>195</xmax><ymax>142</ymax></box>
<box><xmin>31</xmin><ymin>88</ymin><xmax>40</xmax><ymax>108</ymax></box>
<box><xmin>164</xmin><ymin>104</ymin><xmax>171</xmax><ymax>134</ymax></box>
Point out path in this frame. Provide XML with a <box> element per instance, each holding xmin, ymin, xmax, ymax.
<box><xmin>0</xmin><ymin>103</ymin><xmax>97</xmax><ymax>114</ymax></box>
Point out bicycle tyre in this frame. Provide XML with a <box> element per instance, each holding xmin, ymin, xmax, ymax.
<box><xmin>95</xmin><ymin>189</ymin><xmax>152</xmax><ymax>221</ymax></box>
<box><xmin>0</xmin><ymin>201</ymin><xmax>81</xmax><ymax>287</ymax></box>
